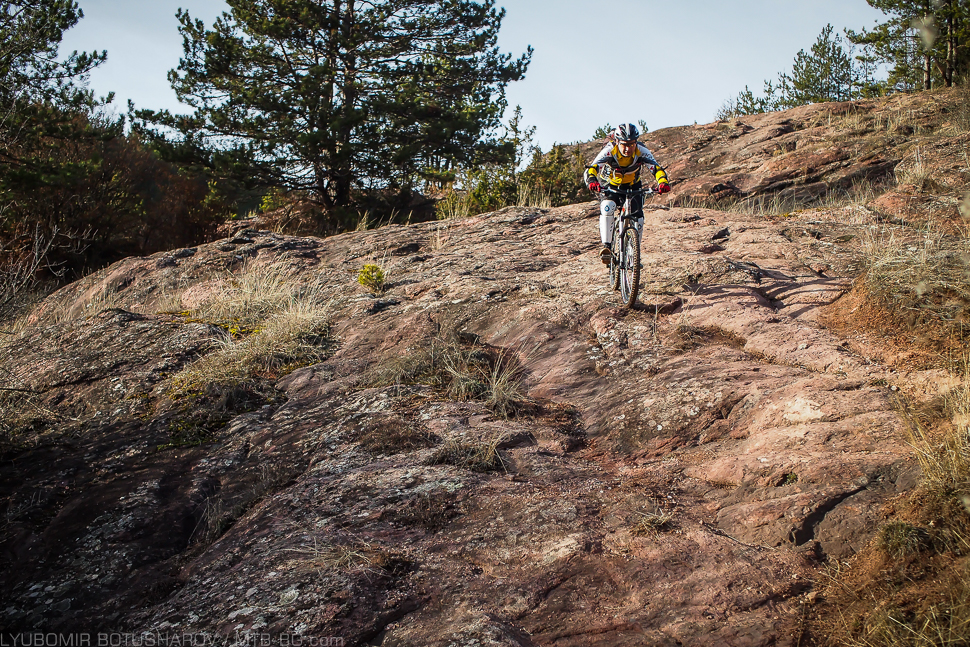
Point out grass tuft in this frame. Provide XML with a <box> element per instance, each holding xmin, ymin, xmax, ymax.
<box><xmin>168</xmin><ymin>260</ymin><xmax>332</xmax><ymax>396</ymax></box>
<box><xmin>428</xmin><ymin>437</ymin><xmax>507</xmax><ymax>473</ymax></box>
<box><xmin>877</xmin><ymin>520</ymin><xmax>931</xmax><ymax>560</ymax></box>
<box><xmin>357</xmin><ymin>415</ymin><xmax>435</xmax><ymax>455</ymax></box>
<box><xmin>288</xmin><ymin>538</ymin><xmax>405</xmax><ymax>575</ymax></box>
<box><xmin>371</xmin><ymin>332</ymin><xmax>530</xmax><ymax>418</ymax></box>
<box><xmin>631</xmin><ymin>506</ymin><xmax>674</xmax><ymax>537</ymax></box>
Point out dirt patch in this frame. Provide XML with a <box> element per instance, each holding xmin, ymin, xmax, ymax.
<box><xmin>819</xmin><ymin>281</ymin><xmax>964</xmax><ymax>372</ymax></box>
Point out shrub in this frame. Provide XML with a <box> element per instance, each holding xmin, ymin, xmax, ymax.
<box><xmin>357</xmin><ymin>263</ymin><xmax>386</xmax><ymax>294</ymax></box>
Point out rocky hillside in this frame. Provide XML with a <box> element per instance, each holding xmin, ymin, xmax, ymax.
<box><xmin>582</xmin><ymin>88</ymin><xmax>969</xmax><ymax>227</ymax></box>
<box><xmin>1</xmin><ymin>89</ymin><xmax>968</xmax><ymax>646</ymax></box>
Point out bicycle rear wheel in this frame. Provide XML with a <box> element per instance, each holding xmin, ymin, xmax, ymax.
<box><xmin>619</xmin><ymin>225</ymin><xmax>640</xmax><ymax>308</ymax></box>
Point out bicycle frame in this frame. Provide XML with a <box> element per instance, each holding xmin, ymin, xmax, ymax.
<box><xmin>596</xmin><ymin>182</ymin><xmax>654</xmax><ymax>308</ymax></box>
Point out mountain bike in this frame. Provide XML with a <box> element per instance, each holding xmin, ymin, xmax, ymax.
<box><xmin>599</xmin><ymin>185</ymin><xmax>654</xmax><ymax>309</ymax></box>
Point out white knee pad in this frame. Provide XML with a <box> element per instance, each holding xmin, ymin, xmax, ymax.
<box><xmin>599</xmin><ymin>200</ymin><xmax>616</xmax><ymax>245</ymax></box>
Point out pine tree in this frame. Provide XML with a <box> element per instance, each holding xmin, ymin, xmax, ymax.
<box><xmin>0</xmin><ymin>1</ymin><xmax>107</xmax><ymax>145</ymax></box>
<box><xmin>847</xmin><ymin>0</ymin><xmax>970</xmax><ymax>90</ymax></box>
<box><xmin>721</xmin><ymin>25</ymin><xmax>863</xmax><ymax>116</ymax></box>
<box><xmin>775</xmin><ymin>24</ymin><xmax>858</xmax><ymax>107</ymax></box>
<box><xmin>132</xmin><ymin>0</ymin><xmax>531</xmax><ymax>227</ymax></box>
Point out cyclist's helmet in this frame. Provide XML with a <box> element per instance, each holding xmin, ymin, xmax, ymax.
<box><xmin>613</xmin><ymin>123</ymin><xmax>640</xmax><ymax>143</ymax></box>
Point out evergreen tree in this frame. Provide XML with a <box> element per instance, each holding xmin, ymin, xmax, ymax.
<box><xmin>847</xmin><ymin>0</ymin><xmax>970</xmax><ymax>90</ymax></box>
<box><xmin>774</xmin><ymin>24</ymin><xmax>858</xmax><ymax>107</ymax></box>
<box><xmin>0</xmin><ymin>2</ymin><xmax>226</xmax><ymax>292</ymax></box>
<box><xmin>0</xmin><ymin>0</ymin><xmax>110</xmax><ymax>256</ymax></box>
<box><xmin>0</xmin><ymin>0</ymin><xmax>106</xmax><ymax>123</ymax></box>
<box><xmin>722</xmin><ymin>24</ymin><xmax>868</xmax><ymax>116</ymax></box>
<box><xmin>132</xmin><ymin>0</ymin><xmax>531</xmax><ymax>227</ymax></box>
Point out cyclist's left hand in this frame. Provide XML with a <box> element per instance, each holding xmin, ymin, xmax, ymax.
<box><xmin>657</xmin><ymin>182</ymin><xmax>671</xmax><ymax>194</ymax></box>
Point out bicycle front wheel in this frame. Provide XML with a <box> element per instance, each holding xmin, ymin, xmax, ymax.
<box><xmin>619</xmin><ymin>225</ymin><xmax>640</xmax><ymax>308</ymax></box>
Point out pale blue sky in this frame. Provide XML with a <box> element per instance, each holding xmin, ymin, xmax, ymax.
<box><xmin>60</xmin><ymin>0</ymin><xmax>887</xmax><ymax>150</ymax></box>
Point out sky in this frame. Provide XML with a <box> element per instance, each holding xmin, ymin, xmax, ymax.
<box><xmin>59</xmin><ymin>0</ymin><xmax>888</xmax><ymax>152</ymax></box>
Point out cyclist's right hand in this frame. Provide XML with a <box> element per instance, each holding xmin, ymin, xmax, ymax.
<box><xmin>588</xmin><ymin>181</ymin><xmax>601</xmax><ymax>194</ymax></box>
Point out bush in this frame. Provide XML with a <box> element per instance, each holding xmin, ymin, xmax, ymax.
<box><xmin>0</xmin><ymin>110</ymin><xmax>225</xmax><ymax>282</ymax></box>
<box><xmin>357</xmin><ymin>264</ymin><xmax>386</xmax><ymax>294</ymax></box>
<box><xmin>518</xmin><ymin>144</ymin><xmax>588</xmax><ymax>207</ymax></box>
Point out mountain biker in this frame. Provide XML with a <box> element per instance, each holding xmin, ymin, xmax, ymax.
<box><xmin>585</xmin><ymin>123</ymin><xmax>671</xmax><ymax>263</ymax></box>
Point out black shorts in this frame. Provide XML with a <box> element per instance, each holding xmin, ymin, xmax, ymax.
<box><xmin>603</xmin><ymin>183</ymin><xmax>644</xmax><ymax>220</ymax></box>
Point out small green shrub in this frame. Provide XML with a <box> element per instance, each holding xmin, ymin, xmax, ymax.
<box><xmin>357</xmin><ymin>263</ymin><xmax>386</xmax><ymax>294</ymax></box>
<box><xmin>260</xmin><ymin>188</ymin><xmax>289</xmax><ymax>213</ymax></box>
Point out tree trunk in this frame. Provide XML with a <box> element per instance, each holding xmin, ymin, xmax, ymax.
<box><xmin>946</xmin><ymin>7</ymin><xmax>955</xmax><ymax>86</ymax></box>
<box><xmin>333</xmin><ymin>0</ymin><xmax>355</xmax><ymax>209</ymax></box>
<box><xmin>316</xmin><ymin>0</ymin><xmax>340</xmax><ymax>207</ymax></box>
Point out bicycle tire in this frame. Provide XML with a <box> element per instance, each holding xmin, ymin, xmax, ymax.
<box><xmin>619</xmin><ymin>225</ymin><xmax>640</xmax><ymax>308</ymax></box>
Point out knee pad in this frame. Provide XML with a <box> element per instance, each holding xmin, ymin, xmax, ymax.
<box><xmin>599</xmin><ymin>202</ymin><xmax>616</xmax><ymax>245</ymax></box>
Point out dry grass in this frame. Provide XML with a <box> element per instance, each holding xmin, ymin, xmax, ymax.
<box><xmin>170</xmin><ymin>299</ymin><xmax>330</xmax><ymax>394</ymax></box>
<box><xmin>371</xmin><ymin>333</ymin><xmax>530</xmax><ymax>419</ymax></box>
<box><xmin>192</xmin><ymin>259</ymin><xmax>305</xmax><ymax>329</ymax></box>
<box><xmin>877</xmin><ymin>520</ymin><xmax>931</xmax><ymax>560</ymax></box>
<box><xmin>391</xmin><ymin>493</ymin><xmax>465</xmax><ymax>531</ymax></box>
<box><xmin>428</xmin><ymin>437</ymin><xmax>507</xmax><ymax>473</ymax></box>
<box><xmin>685</xmin><ymin>178</ymin><xmax>887</xmax><ymax>219</ymax></box>
<box><xmin>821</xmin><ymin>364</ymin><xmax>970</xmax><ymax>644</ymax></box>
<box><xmin>429</xmin><ymin>223</ymin><xmax>453</xmax><ymax>252</ymax></box>
<box><xmin>516</xmin><ymin>181</ymin><xmax>554</xmax><ymax>209</ymax></box>
<box><xmin>435</xmin><ymin>190</ymin><xmax>475</xmax><ymax>220</ymax></box>
<box><xmin>833</xmin><ymin>580</ymin><xmax>970</xmax><ymax>647</ymax></box>
<box><xmin>952</xmin><ymin>78</ymin><xmax>970</xmax><ymax>133</ymax></box>
<box><xmin>859</xmin><ymin>223</ymin><xmax>970</xmax><ymax>344</ymax></box>
<box><xmin>357</xmin><ymin>415</ymin><xmax>434</xmax><ymax>455</ymax></box>
<box><xmin>897</xmin><ymin>362</ymin><xmax>970</xmax><ymax>495</ymax></box>
<box><xmin>631</xmin><ymin>506</ymin><xmax>674</xmax><ymax>537</ymax></box>
<box><xmin>287</xmin><ymin>538</ymin><xmax>395</xmax><ymax>574</ymax></box>
<box><xmin>0</xmin><ymin>387</ymin><xmax>71</xmax><ymax>442</ymax></box>
<box><xmin>168</xmin><ymin>260</ymin><xmax>332</xmax><ymax>395</ymax></box>
<box><xmin>895</xmin><ymin>147</ymin><xmax>935</xmax><ymax>191</ymax></box>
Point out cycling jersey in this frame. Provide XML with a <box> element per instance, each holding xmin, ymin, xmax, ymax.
<box><xmin>585</xmin><ymin>142</ymin><xmax>668</xmax><ymax>188</ymax></box>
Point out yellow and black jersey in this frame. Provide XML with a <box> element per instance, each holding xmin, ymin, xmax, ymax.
<box><xmin>585</xmin><ymin>142</ymin><xmax>668</xmax><ymax>188</ymax></box>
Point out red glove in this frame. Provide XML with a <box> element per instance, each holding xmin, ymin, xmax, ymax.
<box><xmin>588</xmin><ymin>180</ymin><xmax>601</xmax><ymax>194</ymax></box>
<box><xmin>657</xmin><ymin>182</ymin><xmax>671</xmax><ymax>194</ymax></box>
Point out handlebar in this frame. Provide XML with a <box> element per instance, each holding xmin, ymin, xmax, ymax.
<box><xmin>594</xmin><ymin>186</ymin><xmax>655</xmax><ymax>200</ymax></box>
